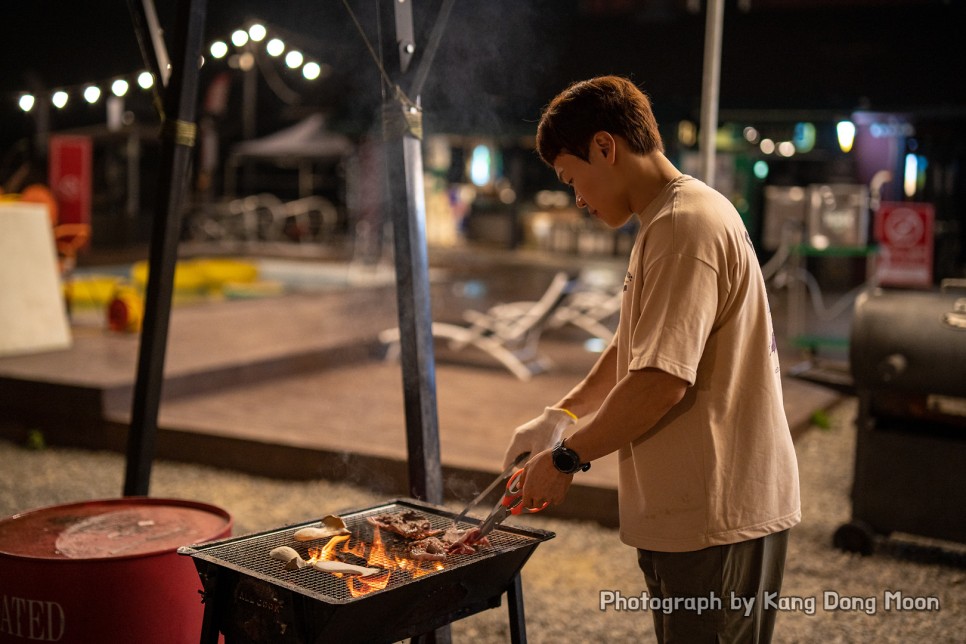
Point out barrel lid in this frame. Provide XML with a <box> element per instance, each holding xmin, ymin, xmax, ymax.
<box><xmin>0</xmin><ymin>497</ymin><xmax>232</xmax><ymax>561</ymax></box>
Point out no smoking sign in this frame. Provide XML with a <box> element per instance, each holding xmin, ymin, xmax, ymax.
<box><xmin>874</xmin><ymin>202</ymin><xmax>934</xmax><ymax>287</ymax></box>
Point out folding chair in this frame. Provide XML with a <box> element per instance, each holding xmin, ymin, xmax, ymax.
<box><xmin>379</xmin><ymin>271</ymin><xmax>577</xmax><ymax>381</ymax></box>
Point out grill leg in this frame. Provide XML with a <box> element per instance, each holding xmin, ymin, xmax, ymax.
<box><xmin>198</xmin><ymin>569</ymin><xmax>220</xmax><ymax>644</ymax></box>
<box><xmin>507</xmin><ymin>573</ymin><xmax>527</xmax><ymax>644</ymax></box>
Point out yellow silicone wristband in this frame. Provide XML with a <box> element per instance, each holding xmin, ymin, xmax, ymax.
<box><xmin>558</xmin><ymin>408</ymin><xmax>578</xmax><ymax>422</ymax></box>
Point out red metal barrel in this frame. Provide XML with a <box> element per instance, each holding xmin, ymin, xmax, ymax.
<box><xmin>0</xmin><ymin>497</ymin><xmax>232</xmax><ymax>643</ymax></box>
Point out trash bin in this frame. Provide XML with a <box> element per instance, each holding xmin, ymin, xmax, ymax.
<box><xmin>0</xmin><ymin>497</ymin><xmax>231</xmax><ymax>643</ymax></box>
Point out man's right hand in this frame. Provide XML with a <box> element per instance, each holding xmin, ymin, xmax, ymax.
<box><xmin>502</xmin><ymin>407</ymin><xmax>576</xmax><ymax>470</ymax></box>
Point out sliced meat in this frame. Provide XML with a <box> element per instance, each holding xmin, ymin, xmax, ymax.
<box><xmin>406</xmin><ymin>536</ymin><xmax>448</xmax><ymax>561</ymax></box>
<box><xmin>405</xmin><ymin>525</ymin><xmax>492</xmax><ymax>561</ymax></box>
<box><xmin>366</xmin><ymin>510</ymin><xmax>443</xmax><ymax>540</ymax></box>
<box><xmin>444</xmin><ymin>526</ymin><xmax>490</xmax><ymax>555</ymax></box>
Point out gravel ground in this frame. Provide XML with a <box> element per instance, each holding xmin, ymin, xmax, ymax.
<box><xmin>1</xmin><ymin>398</ymin><xmax>964</xmax><ymax>643</ymax></box>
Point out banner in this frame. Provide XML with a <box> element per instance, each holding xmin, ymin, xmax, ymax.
<box><xmin>48</xmin><ymin>135</ymin><xmax>92</xmax><ymax>226</ymax></box>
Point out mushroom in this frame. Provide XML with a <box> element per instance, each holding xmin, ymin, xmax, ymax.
<box><xmin>293</xmin><ymin>515</ymin><xmax>351</xmax><ymax>542</ymax></box>
<box><xmin>269</xmin><ymin>545</ymin><xmax>307</xmax><ymax>570</ymax></box>
<box><xmin>311</xmin><ymin>560</ymin><xmax>383</xmax><ymax>577</ymax></box>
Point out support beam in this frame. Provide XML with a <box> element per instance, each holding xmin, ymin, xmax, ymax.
<box><xmin>699</xmin><ymin>0</ymin><xmax>725</xmax><ymax>188</ymax></box>
<box><xmin>123</xmin><ymin>0</ymin><xmax>207</xmax><ymax>496</ymax></box>
<box><xmin>378</xmin><ymin>0</ymin><xmax>444</xmax><ymax>507</ymax></box>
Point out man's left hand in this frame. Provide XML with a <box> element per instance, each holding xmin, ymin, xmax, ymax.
<box><xmin>520</xmin><ymin>448</ymin><xmax>573</xmax><ymax>509</ymax></box>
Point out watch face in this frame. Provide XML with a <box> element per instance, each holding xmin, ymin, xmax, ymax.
<box><xmin>552</xmin><ymin>445</ymin><xmax>580</xmax><ymax>473</ymax></box>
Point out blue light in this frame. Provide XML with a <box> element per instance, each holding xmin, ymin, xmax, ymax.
<box><xmin>793</xmin><ymin>122</ymin><xmax>816</xmax><ymax>153</ymax></box>
<box><xmin>470</xmin><ymin>145</ymin><xmax>492</xmax><ymax>187</ymax></box>
<box><xmin>753</xmin><ymin>160</ymin><xmax>769</xmax><ymax>180</ymax></box>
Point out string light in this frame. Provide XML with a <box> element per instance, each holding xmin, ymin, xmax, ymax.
<box><xmin>83</xmin><ymin>86</ymin><xmax>102</xmax><ymax>104</ymax></box>
<box><xmin>210</xmin><ymin>41</ymin><xmax>229</xmax><ymax>59</ymax></box>
<box><xmin>9</xmin><ymin>19</ymin><xmax>328</xmax><ymax>113</ymax></box>
<box><xmin>285</xmin><ymin>50</ymin><xmax>304</xmax><ymax>69</ymax></box>
<box><xmin>303</xmin><ymin>62</ymin><xmax>321</xmax><ymax>80</ymax></box>
<box><xmin>111</xmin><ymin>79</ymin><xmax>130</xmax><ymax>97</ymax></box>
<box><xmin>230</xmin><ymin>30</ymin><xmax>249</xmax><ymax>47</ymax></box>
<box><xmin>266</xmin><ymin>38</ymin><xmax>285</xmax><ymax>56</ymax></box>
<box><xmin>248</xmin><ymin>23</ymin><xmax>267</xmax><ymax>42</ymax></box>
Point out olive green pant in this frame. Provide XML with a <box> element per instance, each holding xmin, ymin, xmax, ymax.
<box><xmin>637</xmin><ymin>530</ymin><xmax>789</xmax><ymax>644</ymax></box>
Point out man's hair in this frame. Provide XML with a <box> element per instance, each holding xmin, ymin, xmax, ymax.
<box><xmin>536</xmin><ymin>75</ymin><xmax>664</xmax><ymax>166</ymax></box>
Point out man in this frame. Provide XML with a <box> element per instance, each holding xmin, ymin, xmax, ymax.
<box><xmin>503</xmin><ymin>76</ymin><xmax>800</xmax><ymax>643</ymax></box>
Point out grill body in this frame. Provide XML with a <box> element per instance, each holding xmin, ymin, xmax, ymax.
<box><xmin>838</xmin><ymin>288</ymin><xmax>966</xmax><ymax>552</ymax></box>
<box><xmin>179</xmin><ymin>498</ymin><xmax>553</xmax><ymax>643</ymax></box>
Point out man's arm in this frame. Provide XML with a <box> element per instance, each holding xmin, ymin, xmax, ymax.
<box><xmin>520</xmin><ymin>367</ymin><xmax>687</xmax><ymax>508</ymax></box>
<box><xmin>553</xmin><ymin>341</ymin><xmax>619</xmax><ymax>418</ymax></box>
<box><xmin>566</xmin><ymin>367</ymin><xmax>687</xmax><ymax>462</ymax></box>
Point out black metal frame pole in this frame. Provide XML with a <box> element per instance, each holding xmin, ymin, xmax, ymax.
<box><xmin>123</xmin><ymin>0</ymin><xmax>208</xmax><ymax>496</ymax></box>
<box><xmin>378</xmin><ymin>0</ymin><xmax>444</xmax><ymax>506</ymax></box>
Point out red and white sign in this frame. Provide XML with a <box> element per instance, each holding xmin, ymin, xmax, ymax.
<box><xmin>873</xmin><ymin>201</ymin><xmax>934</xmax><ymax>288</ymax></box>
<box><xmin>48</xmin><ymin>135</ymin><xmax>92</xmax><ymax>226</ymax></box>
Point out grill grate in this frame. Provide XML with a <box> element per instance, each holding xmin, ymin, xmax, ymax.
<box><xmin>185</xmin><ymin>500</ymin><xmax>542</xmax><ymax>604</ymax></box>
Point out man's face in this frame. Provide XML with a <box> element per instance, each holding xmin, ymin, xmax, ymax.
<box><xmin>553</xmin><ymin>145</ymin><xmax>630</xmax><ymax>229</ymax></box>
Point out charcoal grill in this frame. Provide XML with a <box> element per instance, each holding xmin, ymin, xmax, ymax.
<box><xmin>179</xmin><ymin>498</ymin><xmax>553</xmax><ymax>643</ymax></box>
<box><xmin>834</xmin><ymin>284</ymin><xmax>966</xmax><ymax>554</ymax></box>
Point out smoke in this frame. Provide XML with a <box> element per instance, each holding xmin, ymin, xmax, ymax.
<box><xmin>417</xmin><ymin>1</ymin><xmax>570</xmax><ymax>137</ymax></box>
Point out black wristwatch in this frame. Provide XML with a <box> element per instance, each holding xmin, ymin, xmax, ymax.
<box><xmin>551</xmin><ymin>439</ymin><xmax>591</xmax><ymax>474</ymax></box>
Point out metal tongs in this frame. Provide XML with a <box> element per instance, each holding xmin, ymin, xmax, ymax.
<box><xmin>453</xmin><ymin>451</ymin><xmax>531</xmax><ymax>526</ymax></box>
<box><xmin>473</xmin><ymin>469</ymin><xmax>548</xmax><ymax>541</ymax></box>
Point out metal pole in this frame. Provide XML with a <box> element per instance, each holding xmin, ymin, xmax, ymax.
<box><xmin>140</xmin><ymin>0</ymin><xmax>172</xmax><ymax>87</ymax></box>
<box><xmin>379</xmin><ymin>0</ymin><xmax>444</xmax><ymax>507</ymax></box>
<box><xmin>123</xmin><ymin>0</ymin><xmax>207</xmax><ymax>496</ymax></box>
<box><xmin>378</xmin><ymin>4</ymin><xmax>446</xmax><ymax>641</ymax></box>
<box><xmin>699</xmin><ymin>0</ymin><xmax>725</xmax><ymax>188</ymax></box>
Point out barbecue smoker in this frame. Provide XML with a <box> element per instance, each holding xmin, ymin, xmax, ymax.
<box><xmin>179</xmin><ymin>498</ymin><xmax>553</xmax><ymax>643</ymax></box>
<box><xmin>834</xmin><ymin>284</ymin><xmax>966</xmax><ymax>554</ymax></box>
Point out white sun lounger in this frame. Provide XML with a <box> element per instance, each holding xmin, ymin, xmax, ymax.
<box><xmin>379</xmin><ymin>271</ymin><xmax>577</xmax><ymax>381</ymax></box>
<box><xmin>547</xmin><ymin>285</ymin><xmax>622</xmax><ymax>343</ymax></box>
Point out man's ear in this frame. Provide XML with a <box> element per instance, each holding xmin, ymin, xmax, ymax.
<box><xmin>593</xmin><ymin>132</ymin><xmax>616</xmax><ymax>164</ymax></box>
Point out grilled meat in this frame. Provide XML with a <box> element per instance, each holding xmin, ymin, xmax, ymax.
<box><xmin>406</xmin><ymin>526</ymin><xmax>491</xmax><ymax>561</ymax></box>
<box><xmin>367</xmin><ymin>510</ymin><xmax>442</xmax><ymax>540</ymax></box>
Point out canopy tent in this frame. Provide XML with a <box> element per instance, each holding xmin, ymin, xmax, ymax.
<box><xmin>223</xmin><ymin>113</ymin><xmax>354</xmax><ymax>197</ymax></box>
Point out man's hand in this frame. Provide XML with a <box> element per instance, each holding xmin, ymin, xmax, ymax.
<box><xmin>502</xmin><ymin>407</ymin><xmax>576</xmax><ymax>470</ymax></box>
<box><xmin>520</xmin><ymin>448</ymin><xmax>573</xmax><ymax>508</ymax></box>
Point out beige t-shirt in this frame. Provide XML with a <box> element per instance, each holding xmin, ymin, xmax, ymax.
<box><xmin>615</xmin><ymin>175</ymin><xmax>801</xmax><ymax>552</ymax></box>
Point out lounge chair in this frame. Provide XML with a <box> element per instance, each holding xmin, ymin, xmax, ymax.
<box><xmin>547</xmin><ymin>282</ymin><xmax>622</xmax><ymax>343</ymax></box>
<box><xmin>379</xmin><ymin>271</ymin><xmax>577</xmax><ymax>381</ymax></box>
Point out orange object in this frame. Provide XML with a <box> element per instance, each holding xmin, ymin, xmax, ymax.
<box><xmin>107</xmin><ymin>286</ymin><xmax>143</xmax><ymax>333</ymax></box>
<box><xmin>16</xmin><ymin>182</ymin><xmax>91</xmax><ymax>273</ymax></box>
<box><xmin>19</xmin><ymin>183</ymin><xmax>59</xmax><ymax>225</ymax></box>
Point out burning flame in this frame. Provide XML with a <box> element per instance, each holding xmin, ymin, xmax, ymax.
<box><xmin>347</xmin><ymin>569</ymin><xmax>392</xmax><ymax>597</ymax></box>
<box><xmin>306</xmin><ymin>534</ymin><xmax>349</xmax><ymax>564</ymax></box>
<box><xmin>412</xmin><ymin>561</ymin><xmax>445</xmax><ymax>578</ymax></box>
<box><xmin>341</xmin><ymin>537</ymin><xmax>366</xmax><ymax>559</ymax></box>
<box><xmin>301</xmin><ymin>527</ymin><xmax>449</xmax><ymax>597</ymax></box>
<box><xmin>366</xmin><ymin>527</ymin><xmax>395</xmax><ymax>570</ymax></box>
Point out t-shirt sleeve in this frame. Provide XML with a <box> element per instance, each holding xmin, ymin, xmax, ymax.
<box><xmin>627</xmin><ymin>253</ymin><xmax>719</xmax><ymax>385</ymax></box>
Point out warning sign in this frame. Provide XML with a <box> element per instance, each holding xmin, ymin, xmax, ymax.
<box><xmin>873</xmin><ymin>202</ymin><xmax>934</xmax><ymax>288</ymax></box>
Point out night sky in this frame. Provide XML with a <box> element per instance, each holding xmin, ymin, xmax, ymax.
<box><xmin>1</xmin><ymin>1</ymin><xmax>964</xmax><ymax>156</ymax></box>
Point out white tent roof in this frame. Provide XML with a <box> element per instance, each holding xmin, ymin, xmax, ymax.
<box><xmin>230</xmin><ymin>114</ymin><xmax>353</xmax><ymax>161</ymax></box>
